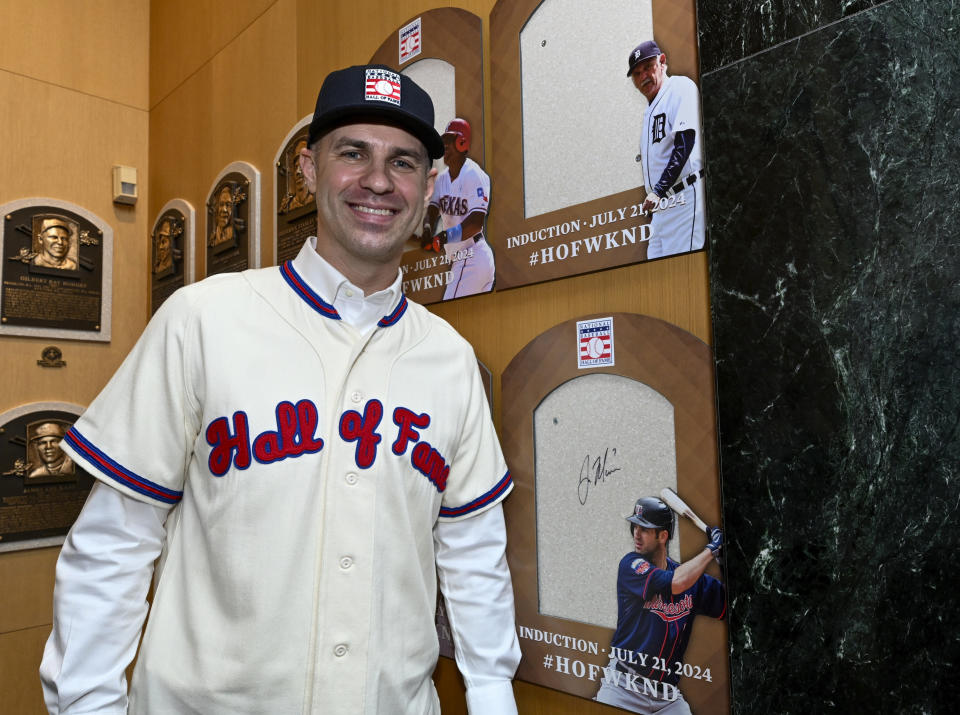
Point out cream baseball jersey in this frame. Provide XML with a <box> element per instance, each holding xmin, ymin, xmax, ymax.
<box><xmin>61</xmin><ymin>240</ymin><xmax>512</xmax><ymax>714</ymax></box>
<box><xmin>640</xmin><ymin>74</ymin><xmax>703</xmax><ymax>193</ymax></box>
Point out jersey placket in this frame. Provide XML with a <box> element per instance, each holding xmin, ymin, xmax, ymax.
<box><xmin>305</xmin><ymin>318</ymin><xmax>390</xmax><ymax>713</ymax></box>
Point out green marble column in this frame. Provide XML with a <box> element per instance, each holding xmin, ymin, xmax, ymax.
<box><xmin>699</xmin><ymin>0</ymin><xmax>959</xmax><ymax>711</ymax></box>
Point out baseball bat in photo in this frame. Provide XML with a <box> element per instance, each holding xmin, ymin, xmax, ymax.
<box><xmin>659</xmin><ymin>487</ymin><xmax>709</xmax><ymax>533</ymax></box>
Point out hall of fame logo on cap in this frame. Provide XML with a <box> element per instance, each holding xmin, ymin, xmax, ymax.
<box><xmin>365</xmin><ymin>68</ymin><xmax>402</xmax><ymax>106</ymax></box>
<box><xmin>576</xmin><ymin>316</ymin><xmax>614</xmax><ymax>369</ymax></box>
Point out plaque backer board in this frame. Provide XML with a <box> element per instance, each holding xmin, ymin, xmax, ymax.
<box><xmin>501</xmin><ymin>313</ymin><xmax>729</xmax><ymax>713</ymax></box>
<box><xmin>0</xmin><ymin>401</ymin><xmax>92</xmax><ymax>552</ymax></box>
<box><xmin>151</xmin><ymin>199</ymin><xmax>195</xmax><ymax>314</ymax></box>
<box><xmin>0</xmin><ymin>198</ymin><xmax>113</xmax><ymax>342</ymax></box>
<box><xmin>489</xmin><ymin>0</ymin><xmax>705</xmax><ymax>289</ymax></box>
<box><xmin>204</xmin><ymin>161</ymin><xmax>261</xmax><ymax>277</ymax></box>
<box><xmin>370</xmin><ymin>8</ymin><xmax>492</xmax><ymax>306</ymax></box>
<box><xmin>274</xmin><ymin>115</ymin><xmax>316</xmax><ymax>266</ymax></box>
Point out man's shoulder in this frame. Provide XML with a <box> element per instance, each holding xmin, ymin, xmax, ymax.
<box><xmin>402</xmin><ymin>298</ymin><xmax>475</xmax><ymax>353</ymax></box>
<box><xmin>621</xmin><ymin>553</ymin><xmax>655</xmax><ymax>575</ymax></box>
<box><xmin>160</xmin><ymin>266</ymin><xmax>278</xmax><ymax>316</ymax></box>
<box><xmin>665</xmin><ymin>74</ymin><xmax>699</xmax><ymax>98</ymax></box>
<box><xmin>463</xmin><ymin>157</ymin><xmax>489</xmax><ymax>181</ymax></box>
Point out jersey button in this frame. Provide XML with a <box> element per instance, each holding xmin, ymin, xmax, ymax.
<box><xmin>339</xmin><ymin>556</ymin><xmax>353</xmax><ymax>570</ymax></box>
<box><xmin>350</xmin><ymin>390</ymin><xmax>362</xmax><ymax>403</ymax></box>
<box><xmin>345</xmin><ymin>472</ymin><xmax>358</xmax><ymax>485</ymax></box>
<box><xmin>334</xmin><ymin>644</ymin><xmax>348</xmax><ymax>658</ymax></box>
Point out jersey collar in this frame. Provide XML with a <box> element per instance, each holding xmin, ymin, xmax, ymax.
<box><xmin>283</xmin><ymin>237</ymin><xmax>407</xmax><ymax>330</ymax></box>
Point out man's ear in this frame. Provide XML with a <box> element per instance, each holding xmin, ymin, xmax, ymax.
<box><xmin>423</xmin><ymin>166</ymin><xmax>438</xmax><ymax>210</ymax></box>
<box><xmin>299</xmin><ymin>149</ymin><xmax>318</xmax><ymax>194</ymax></box>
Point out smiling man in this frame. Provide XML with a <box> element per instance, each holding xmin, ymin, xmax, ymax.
<box><xmin>628</xmin><ymin>40</ymin><xmax>707</xmax><ymax>260</ymax></box>
<box><xmin>41</xmin><ymin>65</ymin><xmax>520</xmax><ymax>715</ymax></box>
<box><xmin>32</xmin><ymin>218</ymin><xmax>77</xmax><ymax>271</ymax></box>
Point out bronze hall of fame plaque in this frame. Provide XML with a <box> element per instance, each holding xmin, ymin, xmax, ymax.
<box><xmin>0</xmin><ymin>403</ymin><xmax>94</xmax><ymax>548</ymax></box>
<box><xmin>274</xmin><ymin>117</ymin><xmax>316</xmax><ymax>265</ymax></box>
<box><xmin>205</xmin><ymin>161</ymin><xmax>261</xmax><ymax>277</ymax></box>
<box><xmin>1</xmin><ymin>199</ymin><xmax>113</xmax><ymax>341</ymax></box>
<box><xmin>151</xmin><ymin>204</ymin><xmax>188</xmax><ymax>314</ymax></box>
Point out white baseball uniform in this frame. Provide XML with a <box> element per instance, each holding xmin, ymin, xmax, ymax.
<box><xmin>641</xmin><ymin>74</ymin><xmax>706</xmax><ymax>260</ymax></box>
<box><xmin>431</xmin><ymin>157</ymin><xmax>495</xmax><ymax>300</ymax></box>
<box><xmin>44</xmin><ymin>238</ymin><xmax>518</xmax><ymax>714</ymax></box>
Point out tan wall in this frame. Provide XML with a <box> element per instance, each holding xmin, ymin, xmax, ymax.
<box><xmin>1</xmin><ymin>0</ymin><xmax>710</xmax><ymax>712</ymax></box>
<box><xmin>0</xmin><ymin>1</ymin><xmax>150</xmax><ymax>712</ymax></box>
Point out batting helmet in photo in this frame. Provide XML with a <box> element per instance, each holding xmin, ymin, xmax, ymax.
<box><xmin>442</xmin><ymin>118</ymin><xmax>471</xmax><ymax>153</ymax></box>
<box><xmin>626</xmin><ymin>496</ymin><xmax>674</xmax><ymax>538</ymax></box>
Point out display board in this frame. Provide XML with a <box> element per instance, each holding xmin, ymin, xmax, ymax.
<box><xmin>501</xmin><ymin>313</ymin><xmax>729</xmax><ymax>713</ymax></box>
<box><xmin>489</xmin><ymin>0</ymin><xmax>706</xmax><ymax>289</ymax></box>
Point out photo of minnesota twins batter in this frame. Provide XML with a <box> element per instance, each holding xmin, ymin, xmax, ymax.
<box><xmin>40</xmin><ymin>65</ymin><xmax>520</xmax><ymax>715</ymax></box>
<box><xmin>421</xmin><ymin>118</ymin><xmax>495</xmax><ymax>300</ymax></box>
<box><xmin>629</xmin><ymin>40</ymin><xmax>706</xmax><ymax>260</ymax></box>
<box><xmin>594</xmin><ymin>496</ymin><xmax>725</xmax><ymax>714</ymax></box>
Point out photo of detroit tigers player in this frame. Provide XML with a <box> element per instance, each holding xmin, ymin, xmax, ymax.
<box><xmin>629</xmin><ymin>40</ymin><xmax>707</xmax><ymax>261</ymax></box>
<box><xmin>421</xmin><ymin>118</ymin><xmax>495</xmax><ymax>300</ymax></box>
<box><xmin>594</xmin><ymin>496</ymin><xmax>725</xmax><ymax>714</ymax></box>
<box><xmin>40</xmin><ymin>65</ymin><xmax>520</xmax><ymax>715</ymax></box>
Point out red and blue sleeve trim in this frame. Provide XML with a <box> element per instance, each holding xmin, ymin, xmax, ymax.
<box><xmin>377</xmin><ymin>295</ymin><xmax>408</xmax><ymax>327</ymax></box>
<box><xmin>280</xmin><ymin>261</ymin><xmax>341</xmax><ymax>320</ymax></box>
<box><xmin>64</xmin><ymin>427</ymin><xmax>183</xmax><ymax>505</ymax></box>
<box><xmin>439</xmin><ymin>471</ymin><xmax>512</xmax><ymax>518</ymax></box>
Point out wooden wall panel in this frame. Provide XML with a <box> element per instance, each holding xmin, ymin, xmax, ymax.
<box><xmin>149</xmin><ymin>0</ymin><xmax>298</xmax><ymax>275</ymax></box>
<box><xmin>150</xmin><ymin>0</ymin><xmax>278</xmax><ymax>107</ymax></box>
<box><xmin>0</xmin><ymin>69</ymin><xmax>150</xmax><ymax>414</ymax></box>
<box><xmin>0</xmin><ymin>626</ymin><xmax>49</xmax><ymax>715</ymax></box>
<box><xmin>0</xmin><ymin>0</ymin><xmax>149</xmax><ymax>109</ymax></box>
<box><xmin>0</xmin><ymin>547</ymin><xmax>58</xmax><ymax>635</ymax></box>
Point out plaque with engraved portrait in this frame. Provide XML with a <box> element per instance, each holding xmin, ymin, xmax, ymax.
<box><xmin>274</xmin><ymin>117</ymin><xmax>316</xmax><ymax>265</ymax></box>
<box><xmin>151</xmin><ymin>208</ymin><xmax>185</xmax><ymax>313</ymax></box>
<box><xmin>1</xmin><ymin>199</ymin><xmax>113</xmax><ymax>341</ymax></box>
<box><xmin>206</xmin><ymin>175</ymin><xmax>249</xmax><ymax>275</ymax></box>
<box><xmin>151</xmin><ymin>200</ymin><xmax>195</xmax><ymax>314</ymax></box>
<box><xmin>205</xmin><ymin>162</ymin><xmax>260</xmax><ymax>277</ymax></box>
<box><xmin>0</xmin><ymin>403</ymin><xmax>94</xmax><ymax>549</ymax></box>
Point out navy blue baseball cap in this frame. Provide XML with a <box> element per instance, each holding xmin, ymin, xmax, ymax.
<box><xmin>626</xmin><ymin>40</ymin><xmax>663</xmax><ymax>75</ymax></box>
<box><xmin>307</xmin><ymin>64</ymin><xmax>444</xmax><ymax>160</ymax></box>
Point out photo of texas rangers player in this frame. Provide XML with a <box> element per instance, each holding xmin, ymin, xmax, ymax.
<box><xmin>629</xmin><ymin>40</ymin><xmax>707</xmax><ymax>260</ymax></box>
<box><xmin>421</xmin><ymin>118</ymin><xmax>495</xmax><ymax>300</ymax></box>
<box><xmin>594</xmin><ymin>496</ymin><xmax>725</xmax><ymax>714</ymax></box>
<box><xmin>40</xmin><ymin>65</ymin><xmax>520</xmax><ymax>714</ymax></box>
